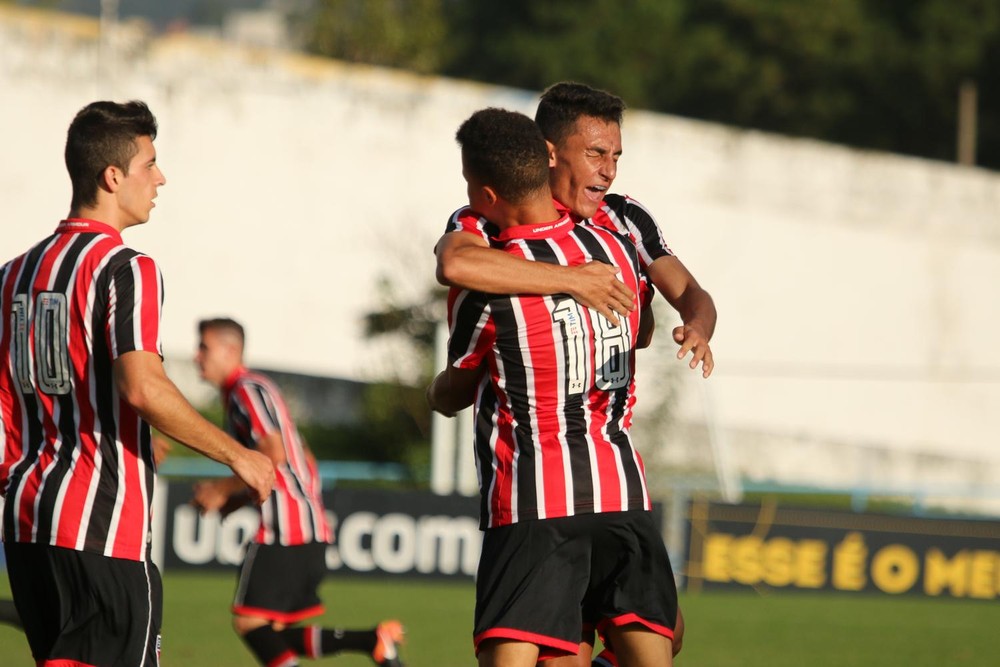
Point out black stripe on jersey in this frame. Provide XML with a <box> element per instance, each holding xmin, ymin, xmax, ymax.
<box><xmin>489</xmin><ymin>297</ymin><xmax>538</xmax><ymax>522</ymax></box>
<box><xmin>572</xmin><ymin>225</ymin><xmax>638</xmax><ymax>272</ymax></box>
<box><xmin>111</xmin><ymin>257</ymin><xmax>139</xmax><ymax>353</ymax></box>
<box><xmin>602</xmin><ymin>194</ymin><xmax>672</xmax><ymax>263</ymax></box>
<box><xmin>448</xmin><ymin>291</ymin><xmax>490</xmax><ymax>362</ymax></box>
<box><xmin>474</xmin><ymin>371</ymin><xmax>499</xmax><ymax>529</ymax></box>
<box><xmin>245</xmin><ymin>383</ymin><xmax>280</xmax><ymax>432</ymax></box>
<box><xmin>32</xmin><ymin>234</ymin><xmax>93</xmax><ymax>545</ymax></box>
<box><xmin>523</xmin><ymin>240</ymin><xmax>596</xmax><ymax>505</ymax></box>
<box><xmin>605</xmin><ymin>395</ymin><xmax>644</xmax><ymax>507</ymax></box>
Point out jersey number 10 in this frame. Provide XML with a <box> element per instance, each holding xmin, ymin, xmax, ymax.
<box><xmin>10</xmin><ymin>292</ymin><xmax>72</xmax><ymax>396</ymax></box>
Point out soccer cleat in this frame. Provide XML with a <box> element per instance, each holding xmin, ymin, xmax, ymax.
<box><xmin>372</xmin><ymin>620</ymin><xmax>406</xmax><ymax>667</ymax></box>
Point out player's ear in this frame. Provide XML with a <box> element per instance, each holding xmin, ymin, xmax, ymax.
<box><xmin>482</xmin><ymin>185</ymin><xmax>499</xmax><ymax>207</ymax></box>
<box><xmin>100</xmin><ymin>165</ymin><xmax>122</xmax><ymax>194</ymax></box>
<box><xmin>546</xmin><ymin>140</ymin><xmax>557</xmax><ymax>168</ymax></box>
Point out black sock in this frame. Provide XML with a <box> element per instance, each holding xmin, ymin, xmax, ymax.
<box><xmin>0</xmin><ymin>600</ymin><xmax>22</xmax><ymax>629</ymax></box>
<box><xmin>280</xmin><ymin>625</ymin><xmax>376</xmax><ymax>658</ymax></box>
<box><xmin>243</xmin><ymin>625</ymin><xmax>299</xmax><ymax>666</ymax></box>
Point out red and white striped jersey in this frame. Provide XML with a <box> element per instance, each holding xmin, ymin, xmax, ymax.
<box><xmin>222</xmin><ymin>367</ymin><xmax>332</xmax><ymax>546</ymax></box>
<box><xmin>1</xmin><ymin>219</ymin><xmax>162</xmax><ymax>562</ymax></box>
<box><xmin>447</xmin><ymin>213</ymin><xmax>651</xmax><ymax>529</ymax></box>
<box><xmin>444</xmin><ymin>193</ymin><xmax>675</xmax><ymax>270</ymax></box>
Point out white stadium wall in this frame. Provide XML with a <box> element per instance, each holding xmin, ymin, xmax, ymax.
<box><xmin>2</xmin><ymin>6</ymin><xmax>999</xmax><ymax>502</ymax></box>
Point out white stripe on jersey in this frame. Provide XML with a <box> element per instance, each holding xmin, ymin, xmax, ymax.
<box><xmin>131</xmin><ymin>258</ymin><xmax>144</xmax><ymax>355</ymax></box>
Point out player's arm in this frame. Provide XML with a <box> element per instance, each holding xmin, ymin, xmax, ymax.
<box><xmin>646</xmin><ymin>255</ymin><xmax>717</xmax><ymax>378</ymax></box>
<box><xmin>426</xmin><ymin>364</ymin><xmax>484</xmax><ymax>417</ymax></box>
<box><xmin>192</xmin><ymin>430</ymin><xmax>286</xmax><ymax>514</ymax></box>
<box><xmin>113</xmin><ymin>350</ymin><xmax>275</xmax><ymax>503</ymax></box>
<box><xmin>636</xmin><ymin>302</ymin><xmax>655</xmax><ymax>350</ymax></box>
<box><xmin>436</xmin><ymin>231</ymin><xmax>635</xmax><ymax>325</ymax></box>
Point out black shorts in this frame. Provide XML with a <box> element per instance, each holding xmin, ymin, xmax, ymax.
<box><xmin>4</xmin><ymin>541</ymin><xmax>162</xmax><ymax>667</ymax></box>
<box><xmin>233</xmin><ymin>541</ymin><xmax>328</xmax><ymax>623</ymax></box>
<box><xmin>474</xmin><ymin>510</ymin><xmax>677</xmax><ymax>659</ymax></box>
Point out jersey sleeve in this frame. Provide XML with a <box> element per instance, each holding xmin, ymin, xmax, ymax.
<box><xmin>228</xmin><ymin>381</ymin><xmax>281</xmax><ymax>448</ymax></box>
<box><xmin>442</xmin><ymin>207</ymin><xmax>500</xmax><ymax>244</ymax></box>
<box><xmin>446</xmin><ymin>287</ymin><xmax>494</xmax><ymax>370</ymax></box>
<box><xmin>106</xmin><ymin>253</ymin><xmax>164</xmax><ymax>360</ymax></box>
<box><xmin>604</xmin><ymin>194</ymin><xmax>675</xmax><ymax>270</ymax></box>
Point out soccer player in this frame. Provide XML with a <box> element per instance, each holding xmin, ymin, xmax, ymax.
<box><xmin>428</xmin><ymin>107</ymin><xmax>677</xmax><ymax>666</ymax></box>
<box><xmin>436</xmin><ymin>81</ymin><xmax>715</xmax><ymax>378</ymax></box>
<box><xmin>435</xmin><ymin>81</ymin><xmax>700</xmax><ymax>665</ymax></box>
<box><xmin>191</xmin><ymin>318</ymin><xmax>405</xmax><ymax>667</ymax></box>
<box><xmin>0</xmin><ymin>100</ymin><xmax>275</xmax><ymax>667</ymax></box>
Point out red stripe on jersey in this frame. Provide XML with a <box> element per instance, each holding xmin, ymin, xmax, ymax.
<box><xmin>135</xmin><ymin>255</ymin><xmax>161</xmax><ymax>353</ymax></box>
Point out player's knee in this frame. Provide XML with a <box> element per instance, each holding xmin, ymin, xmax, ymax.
<box><xmin>232</xmin><ymin>614</ymin><xmax>269</xmax><ymax>637</ymax></box>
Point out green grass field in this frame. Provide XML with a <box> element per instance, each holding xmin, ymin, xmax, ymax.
<box><xmin>1</xmin><ymin>571</ymin><xmax>998</xmax><ymax>666</ymax></box>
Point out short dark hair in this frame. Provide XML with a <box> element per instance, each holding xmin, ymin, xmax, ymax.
<box><xmin>198</xmin><ymin>317</ymin><xmax>245</xmax><ymax>347</ymax></box>
<box><xmin>65</xmin><ymin>100</ymin><xmax>158</xmax><ymax>211</ymax></box>
<box><xmin>535</xmin><ymin>82</ymin><xmax>626</xmax><ymax>146</ymax></box>
<box><xmin>455</xmin><ymin>108</ymin><xmax>550</xmax><ymax>203</ymax></box>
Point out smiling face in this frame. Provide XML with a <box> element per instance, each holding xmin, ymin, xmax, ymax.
<box><xmin>116</xmin><ymin>135</ymin><xmax>166</xmax><ymax>227</ymax></box>
<box><xmin>547</xmin><ymin>115</ymin><xmax>622</xmax><ymax>219</ymax></box>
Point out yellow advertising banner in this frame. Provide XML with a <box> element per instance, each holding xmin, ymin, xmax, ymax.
<box><xmin>684</xmin><ymin>500</ymin><xmax>1000</xmax><ymax>599</ymax></box>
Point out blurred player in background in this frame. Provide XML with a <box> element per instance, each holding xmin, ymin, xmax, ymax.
<box><xmin>428</xmin><ymin>107</ymin><xmax>677</xmax><ymax>666</ymax></box>
<box><xmin>0</xmin><ymin>100</ymin><xmax>275</xmax><ymax>667</ymax></box>
<box><xmin>192</xmin><ymin>318</ymin><xmax>405</xmax><ymax>667</ymax></box>
<box><xmin>435</xmin><ymin>82</ymin><xmax>699</xmax><ymax>665</ymax></box>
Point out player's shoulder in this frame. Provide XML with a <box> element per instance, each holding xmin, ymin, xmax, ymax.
<box><xmin>446</xmin><ymin>206</ymin><xmax>500</xmax><ymax>239</ymax></box>
<box><xmin>601</xmin><ymin>193</ymin><xmax>654</xmax><ymax>219</ymax></box>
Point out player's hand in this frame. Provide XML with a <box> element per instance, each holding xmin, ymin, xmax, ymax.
<box><xmin>231</xmin><ymin>449</ymin><xmax>275</xmax><ymax>505</ymax></box>
<box><xmin>568</xmin><ymin>261</ymin><xmax>635</xmax><ymax>326</ymax></box>
<box><xmin>192</xmin><ymin>480</ymin><xmax>230</xmax><ymax>514</ymax></box>
<box><xmin>673</xmin><ymin>324</ymin><xmax>714</xmax><ymax>378</ymax></box>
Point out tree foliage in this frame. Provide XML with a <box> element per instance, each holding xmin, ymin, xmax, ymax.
<box><xmin>305</xmin><ymin>0</ymin><xmax>1000</xmax><ymax>169</ymax></box>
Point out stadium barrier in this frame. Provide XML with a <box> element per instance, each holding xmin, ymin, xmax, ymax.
<box><xmin>682</xmin><ymin>499</ymin><xmax>1000</xmax><ymax>600</ymax></box>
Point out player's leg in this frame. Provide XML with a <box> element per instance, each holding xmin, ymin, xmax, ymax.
<box><xmin>277</xmin><ymin>620</ymin><xmax>405</xmax><ymax>666</ymax></box>
<box><xmin>587</xmin><ymin>511</ymin><xmax>678</xmax><ymax>667</ymax></box>
<box><xmin>603</xmin><ymin>624</ymin><xmax>671</xmax><ymax>667</ymax></box>
<box><xmin>672</xmin><ymin>605</ymin><xmax>684</xmax><ymax>656</ymax></box>
<box><xmin>478</xmin><ymin>638</ymin><xmax>540</xmax><ymax>667</ymax></box>
<box><xmin>474</xmin><ymin>517</ymin><xmax>594</xmax><ymax>663</ymax></box>
<box><xmin>234</xmin><ymin>541</ymin><xmax>404</xmax><ymax>666</ymax></box>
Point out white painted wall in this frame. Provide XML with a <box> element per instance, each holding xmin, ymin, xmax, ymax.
<box><xmin>2</xmin><ymin>7</ymin><xmax>998</xmax><ymax>497</ymax></box>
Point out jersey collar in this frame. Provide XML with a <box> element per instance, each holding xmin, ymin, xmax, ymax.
<box><xmin>222</xmin><ymin>366</ymin><xmax>248</xmax><ymax>396</ymax></box>
<box><xmin>496</xmin><ymin>213</ymin><xmax>574</xmax><ymax>242</ymax></box>
<box><xmin>56</xmin><ymin>218</ymin><xmax>123</xmax><ymax>244</ymax></box>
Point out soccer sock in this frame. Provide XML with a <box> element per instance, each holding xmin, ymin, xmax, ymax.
<box><xmin>242</xmin><ymin>625</ymin><xmax>300</xmax><ymax>667</ymax></box>
<box><xmin>0</xmin><ymin>599</ymin><xmax>22</xmax><ymax>629</ymax></box>
<box><xmin>280</xmin><ymin>625</ymin><xmax>377</xmax><ymax>658</ymax></box>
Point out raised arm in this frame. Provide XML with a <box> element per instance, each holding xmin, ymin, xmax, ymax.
<box><xmin>436</xmin><ymin>231</ymin><xmax>635</xmax><ymax>325</ymax></box>
<box><xmin>646</xmin><ymin>255</ymin><xmax>717</xmax><ymax>378</ymax></box>
<box><xmin>113</xmin><ymin>350</ymin><xmax>275</xmax><ymax>502</ymax></box>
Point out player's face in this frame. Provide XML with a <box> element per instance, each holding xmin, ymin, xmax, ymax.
<box><xmin>117</xmin><ymin>135</ymin><xmax>166</xmax><ymax>227</ymax></box>
<box><xmin>548</xmin><ymin>115</ymin><xmax>622</xmax><ymax>219</ymax></box>
<box><xmin>195</xmin><ymin>330</ymin><xmax>238</xmax><ymax>387</ymax></box>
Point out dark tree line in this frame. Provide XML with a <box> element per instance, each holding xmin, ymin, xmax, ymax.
<box><xmin>305</xmin><ymin>0</ymin><xmax>1000</xmax><ymax>170</ymax></box>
